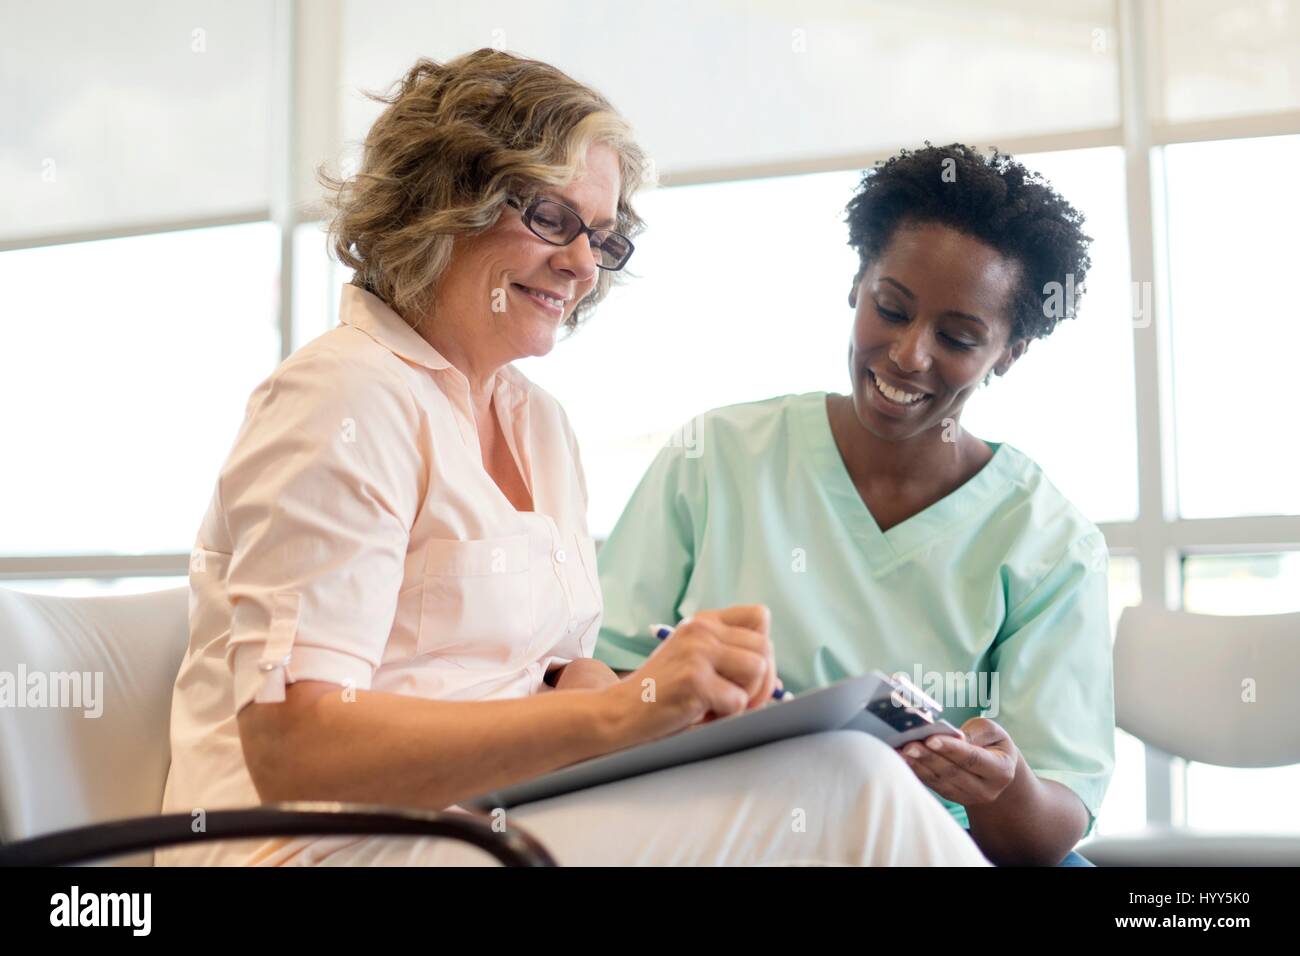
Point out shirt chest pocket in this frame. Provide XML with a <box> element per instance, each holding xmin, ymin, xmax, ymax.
<box><xmin>418</xmin><ymin>534</ymin><xmax>534</xmax><ymax>669</ymax></box>
<box><xmin>515</xmin><ymin>530</ymin><xmax>603</xmax><ymax>663</ymax></box>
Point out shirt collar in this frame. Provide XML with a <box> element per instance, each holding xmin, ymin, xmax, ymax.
<box><xmin>796</xmin><ymin>390</ymin><xmax>1027</xmax><ymax>572</ymax></box>
<box><xmin>337</xmin><ymin>282</ymin><xmax>536</xmax><ymax>402</ymax></box>
<box><xmin>338</xmin><ymin>283</ymin><xmax>453</xmax><ymax>372</ymax></box>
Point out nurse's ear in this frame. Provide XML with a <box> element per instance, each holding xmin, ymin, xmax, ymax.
<box><xmin>993</xmin><ymin>337</ymin><xmax>1031</xmax><ymax>378</ymax></box>
<box><xmin>848</xmin><ymin>281</ymin><xmax>859</xmax><ymax>309</ymax></box>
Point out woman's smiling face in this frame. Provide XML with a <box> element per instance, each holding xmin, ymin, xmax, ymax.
<box><xmin>847</xmin><ymin>220</ymin><xmax>1029</xmax><ymax>440</ymax></box>
<box><xmin>432</xmin><ymin>142</ymin><xmax>621</xmax><ymax>366</ymax></box>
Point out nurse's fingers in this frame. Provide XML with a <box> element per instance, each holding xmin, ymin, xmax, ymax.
<box><xmin>901</xmin><ymin>736</ymin><xmax>1014</xmax><ymax>791</ymax></box>
<box><xmin>899</xmin><ymin>750</ymin><xmax>977</xmax><ymax>803</ymax></box>
<box><xmin>927</xmin><ymin>718</ymin><xmax>1018</xmax><ymax>777</ymax></box>
<box><xmin>898</xmin><ymin>741</ymin><xmax>998</xmax><ymax>801</ymax></box>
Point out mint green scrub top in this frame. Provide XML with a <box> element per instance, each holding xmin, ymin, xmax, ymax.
<box><xmin>594</xmin><ymin>391</ymin><xmax>1115</xmax><ymax>836</ymax></box>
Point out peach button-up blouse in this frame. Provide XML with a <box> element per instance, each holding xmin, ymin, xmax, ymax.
<box><xmin>158</xmin><ymin>284</ymin><xmax>602</xmax><ymax>865</ymax></box>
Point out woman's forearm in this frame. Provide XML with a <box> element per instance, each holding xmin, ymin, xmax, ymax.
<box><xmin>965</xmin><ymin>753</ymin><xmax>1089</xmax><ymax>866</ymax></box>
<box><xmin>239</xmin><ymin>680</ymin><xmax>628</xmax><ymax>811</ymax></box>
<box><xmin>238</xmin><ymin>611</ymin><xmax>777</xmax><ymax>813</ymax></box>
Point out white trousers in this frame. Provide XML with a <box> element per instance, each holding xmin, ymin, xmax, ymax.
<box><xmin>256</xmin><ymin>731</ymin><xmax>992</xmax><ymax>866</ymax></box>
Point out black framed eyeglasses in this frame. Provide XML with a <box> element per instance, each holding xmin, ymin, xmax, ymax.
<box><xmin>506</xmin><ymin>196</ymin><xmax>635</xmax><ymax>271</ymax></box>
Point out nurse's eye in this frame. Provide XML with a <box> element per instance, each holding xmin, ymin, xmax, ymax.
<box><xmin>943</xmin><ymin>335</ymin><xmax>975</xmax><ymax>351</ymax></box>
<box><xmin>878</xmin><ymin>304</ymin><xmax>975</xmax><ymax>351</ymax></box>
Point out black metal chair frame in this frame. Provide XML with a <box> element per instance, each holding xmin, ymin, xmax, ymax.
<box><xmin>0</xmin><ymin>801</ymin><xmax>557</xmax><ymax>867</ymax></box>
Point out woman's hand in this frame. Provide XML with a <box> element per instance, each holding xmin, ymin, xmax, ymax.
<box><xmin>551</xmin><ymin>657</ymin><xmax>621</xmax><ymax>691</ymax></box>
<box><xmin>600</xmin><ymin>605</ymin><xmax>777</xmax><ymax>746</ymax></box>
<box><xmin>896</xmin><ymin>717</ymin><xmax>1020</xmax><ymax>808</ymax></box>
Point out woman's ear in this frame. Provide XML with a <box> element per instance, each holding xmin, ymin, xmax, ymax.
<box><xmin>849</xmin><ymin>267</ymin><xmax>865</xmax><ymax>309</ymax></box>
<box><xmin>1003</xmin><ymin>337</ymin><xmax>1030</xmax><ymax>371</ymax></box>
<box><xmin>989</xmin><ymin>338</ymin><xmax>1030</xmax><ymax>382</ymax></box>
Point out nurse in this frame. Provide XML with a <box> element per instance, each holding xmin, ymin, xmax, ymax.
<box><xmin>594</xmin><ymin>144</ymin><xmax>1115</xmax><ymax>867</ymax></box>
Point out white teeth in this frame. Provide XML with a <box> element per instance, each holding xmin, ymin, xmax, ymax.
<box><xmin>873</xmin><ymin>373</ymin><xmax>926</xmax><ymax>405</ymax></box>
<box><xmin>521</xmin><ymin>285</ymin><xmax>564</xmax><ymax>309</ymax></box>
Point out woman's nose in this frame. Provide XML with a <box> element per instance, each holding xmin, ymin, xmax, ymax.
<box><xmin>890</xmin><ymin>323</ymin><xmax>933</xmax><ymax>372</ymax></box>
<box><xmin>549</xmin><ymin>236</ymin><xmax>600</xmax><ymax>283</ymax></box>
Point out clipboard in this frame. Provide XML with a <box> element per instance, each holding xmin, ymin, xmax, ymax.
<box><xmin>464</xmin><ymin>669</ymin><xmax>962</xmax><ymax>810</ymax></box>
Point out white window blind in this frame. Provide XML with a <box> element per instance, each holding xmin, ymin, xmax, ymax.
<box><xmin>0</xmin><ymin>0</ymin><xmax>273</xmax><ymax>244</ymax></box>
<box><xmin>338</xmin><ymin>0</ymin><xmax>1120</xmax><ymax>180</ymax></box>
<box><xmin>1153</xmin><ymin>0</ymin><xmax>1300</xmax><ymax>124</ymax></box>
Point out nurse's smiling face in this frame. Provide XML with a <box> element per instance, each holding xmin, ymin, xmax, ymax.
<box><xmin>847</xmin><ymin>220</ymin><xmax>1030</xmax><ymax>441</ymax></box>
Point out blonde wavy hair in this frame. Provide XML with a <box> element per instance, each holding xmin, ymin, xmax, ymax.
<box><xmin>321</xmin><ymin>49</ymin><xmax>652</xmax><ymax>332</ymax></box>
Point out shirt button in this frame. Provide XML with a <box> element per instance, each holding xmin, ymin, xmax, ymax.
<box><xmin>554</xmin><ymin>548</ymin><xmax>567</xmax><ymax>564</ymax></box>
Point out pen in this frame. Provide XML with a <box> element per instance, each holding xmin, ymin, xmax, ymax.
<box><xmin>649</xmin><ymin>623</ymin><xmax>793</xmax><ymax>700</ymax></box>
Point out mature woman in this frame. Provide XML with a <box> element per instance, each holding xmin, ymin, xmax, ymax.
<box><xmin>158</xmin><ymin>52</ymin><xmax>989</xmax><ymax>866</ymax></box>
<box><xmin>594</xmin><ymin>144</ymin><xmax>1115</xmax><ymax>867</ymax></box>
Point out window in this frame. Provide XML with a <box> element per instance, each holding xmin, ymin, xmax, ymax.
<box><xmin>1187</xmin><ymin>761</ymin><xmax>1300</xmax><ymax>833</ymax></box>
<box><xmin>1179</xmin><ymin>552</ymin><xmax>1300</xmax><ymax>832</ymax></box>
<box><xmin>1165</xmin><ymin>135</ymin><xmax>1300</xmax><ymax>519</ymax></box>
<box><xmin>1108</xmin><ymin>554</ymin><xmax>1143</xmax><ymax>636</ymax></box>
<box><xmin>1183</xmin><ymin>551</ymin><xmax>1300</xmax><ymax>615</ymax></box>
<box><xmin>0</xmin><ymin>223</ymin><xmax>281</xmax><ymax>556</ymax></box>
<box><xmin>961</xmin><ymin>147</ymin><xmax>1137</xmax><ymax>525</ymax></box>
<box><xmin>292</xmin><ymin>222</ymin><xmax>350</xmax><ymax>354</ymax></box>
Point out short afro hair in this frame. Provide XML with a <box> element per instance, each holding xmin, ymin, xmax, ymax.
<box><xmin>844</xmin><ymin>142</ymin><xmax>1092</xmax><ymax>344</ymax></box>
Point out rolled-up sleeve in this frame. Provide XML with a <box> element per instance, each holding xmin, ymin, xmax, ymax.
<box><xmin>989</xmin><ymin>531</ymin><xmax>1116</xmax><ymax>838</ymax></box>
<box><xmin>218</xmin><ymin>348</ymin><xmax>423</xmax><ymax>713</ymax></box>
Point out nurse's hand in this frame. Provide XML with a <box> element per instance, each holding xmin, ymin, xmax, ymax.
<box><xmin>896</xmin><ymin>717</ymin><xmax>1020</xmax><ymax>808</ymax></box>
<box><xmin>602</xmin><ymin>605</ymin><xmax>777</xmax><ymax>746</ymax></box>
